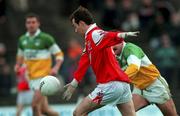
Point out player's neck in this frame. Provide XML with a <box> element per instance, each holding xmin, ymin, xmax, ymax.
<box><xmin>29</xmin><ymin>31</ymin><xmax>37</xmax><ymax>37</ymax></box>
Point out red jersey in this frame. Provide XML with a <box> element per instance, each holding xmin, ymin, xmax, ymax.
<box><xmin>74</xmin><ymin>24</ymin><xmax>130</xmax><ymax>84</ymax></box>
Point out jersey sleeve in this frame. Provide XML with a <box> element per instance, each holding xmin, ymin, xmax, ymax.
<box><xmin>17</xmin><ymin>48</ymin><xmax>24</xmax><ymax>57</ymax></box>
<box><xmin>45</xmin><ymin>34</ymin><xmax>64</xmax><ymax>61</ymax></box>
<box><xmin>73</xmin><ymin>49</ymin><xmax>90</xmax><ymax>83</ymax></box>
<box><xmin>92</xmin><ymin>30</ymin><xmax>124</xmax><ymax>49</ymax></box>
<box><xmin>45</xmin><ymin>34</ymin><xmax>55</xmax><ymax>47</ymax></box>
<box><xmin>17</xmin><ymin>37</ymin><xmax>24</xmax><ymax>57</ymax></box>
<box><xmin>123</xmin><ymin>47</ymin><xmax>142</xmax><ymax>78</ymax></box>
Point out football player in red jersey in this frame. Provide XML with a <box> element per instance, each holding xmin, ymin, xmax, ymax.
<box><xmin>63</xmin><ymin>6</ymin><xmax>139</xmax><ymax>116</ymax></box>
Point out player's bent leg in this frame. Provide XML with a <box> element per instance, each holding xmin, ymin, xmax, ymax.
<box><xmin>73</xmin><ymin>96</ymin><xmax>103</xmax><ymax>116</ymax></box>
<box><xmin>117</xmin><ymin>99</ymin><xmax>136</xmax><ymax>116</ymax></box>
<box><xmin>32</xmin><ymin>90</ymin><xmax>43</xmax><ymax>116</ymax></box>
<box><xmin>156</xmin><ymin>98</ymin><xmax>178</xmax><ymax>116</ymax></box>
<box><xmin>132</xmin><ymin>94</ymin><xmax>149</xmax><ymax>111</ymax></box>
<box><xmin>41</xmin><ymin>96</ymin><xmax>59</xmax><ymax>116</ymax></box>
<box><xmin>16</xmin><ymin>104</ymin><xmax>23</xmax><ymax>116</ymax></box>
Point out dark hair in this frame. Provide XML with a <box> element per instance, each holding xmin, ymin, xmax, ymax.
<box><xmin>25</xmin><ymin>13</ymin><xmax>40</xmax><ymax>22</ymax></box>
<box><xmin>70</xmin><ymin>6</ymin><xmax>94</xmax><ymax>25</ymax></box>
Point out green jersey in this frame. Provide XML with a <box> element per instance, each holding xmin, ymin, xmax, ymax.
<box><xmin>116</xmin><ymin>42</ymin><xmax>160</xmax><ymax>89</ymax></box>
<box><xmin>17</xmin><ymin>29</ymin><xmax>64</xmax><ymax>79</ymax></box>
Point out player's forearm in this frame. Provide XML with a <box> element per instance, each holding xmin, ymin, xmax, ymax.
<box><xmin>117</xmin><ymin>31</ymin><xmax>139</xmax><ymax>38</ymax></box>
<box><xmin>15</xmin><ymin>56</ymin><xmax>24</xmax><ymax>72</ymax></box>
<box><xmin>53</xmin><ymin>59</ymin><xmax>63</xmax><ymax>71</ymax></box>
<box><xmin>73</xmin><ymin>52</ymin><xmax>90</xmax><ymax>83</ymax></box>
<box><xmin>70</xmin><ymin>79</ymin><xmax>78</xmax><ymax>88</ymax></box>
<box><xmin>97</xmin><ymin>31</ymin><xmax>124</xmax><ymax>49</ymax></box>
<box><xmin>15</xmin><ymin>56</ymin><xmax>24</xmax><ymax>66</ymax></box>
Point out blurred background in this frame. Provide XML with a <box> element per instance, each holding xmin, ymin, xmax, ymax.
<box><xmin>0</xmin><ymin>0</ymin><xmax>180</xmax><ymax>115</ymax></box>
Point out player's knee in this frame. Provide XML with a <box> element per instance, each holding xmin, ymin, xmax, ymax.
<box><xmin>73</xmin><ymin>109</ymin><xmax>80</xmax><ymax>116</ymax></box>
<box><xmin>73</xmin><ymin>108</ymin><xmax>87</xmax><ymax>116</ymax></box>
<box><xmin>31</xmin><ymin>103</ymin><xmax>40</xmax><ymax>111</ymax></box>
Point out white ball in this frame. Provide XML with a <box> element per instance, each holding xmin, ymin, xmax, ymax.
<box><xmin>40</xmin><ymin>75</ymin><xmax>61</xmax><ymax>96</ymax></box>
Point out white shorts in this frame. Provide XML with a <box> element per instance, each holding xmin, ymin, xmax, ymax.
<box><xmin>29</xmin><ymin>78</ymin><xmax>42</xmax><ymax>90</ymax></box>
<box><xmin>89</xmin><ymin>81</ymin><xmax>132</xmax><ymax>106</ymax></box>
<box><xmin>17</xmin><ymin>90</ymin><xmax>34</xmax><ymax>105</ymax></box>
<box><xmin>133</xmin><ymin>76</ymin><xmax>171</xmax><ymax>104</ymax></box>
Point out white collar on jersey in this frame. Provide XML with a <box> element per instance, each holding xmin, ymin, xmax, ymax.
<box><xmin>119</xmin><ymin>41</ymin><xmax>126</xmax><ymax>59</ymax></box>
<box><xmin>25</xmin><ymin>29</ymin><xmax>41</xmax><ymax>37</ymax></box>
<box><xmin>85</xmin><ymin>23</ymin><xmax>97</xmax><ymax>36</ymax></box>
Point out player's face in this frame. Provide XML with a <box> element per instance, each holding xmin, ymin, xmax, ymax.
<box><xmin>25</xmin><ymin>17</ymin><xmax>40</xmax><ymax>34</ymax></box>
<box><xmin>72</xmin><ymin>19</ymin><xmax>85</xmax><ymax>36</ymax></box>
<box><xmin>113</xmin><ymin>43</ymin><xmax>123</xmax><ymax>56</ymax></box>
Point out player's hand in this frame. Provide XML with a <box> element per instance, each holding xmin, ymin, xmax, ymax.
<box><xmin>126</xmin><ymin>31</ymin><xmax>139</xmax><ymax>37</ymax></box>
<box><xmin>118</xmin><ymin>31</ymin><xmax>140</xmax><ymax>38</ymax></box>
<box><xmin>14</xmin><ymin>64</ymin><xmax>20</xmax><ymax>73</ymax></box>
<box><xmin>50</xmin><ymin>67</ymin><xmax>59</xmax><ymax>76</ymax></box>
<box><xmin>63</xmin><ymin>83</ymin><xmax>76</xmax><ymax>101</ymax></box>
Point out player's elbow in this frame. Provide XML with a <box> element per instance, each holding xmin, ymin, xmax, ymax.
<box><xmin>125</xmin><ymin>64</ymin><xmax>139</xmax><ymax>77</ymax></box>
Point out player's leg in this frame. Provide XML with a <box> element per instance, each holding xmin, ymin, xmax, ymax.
<box><xmin>132</xmin><ymin>86</ymin><xmax>150</xmax><ymax>111</ymax></box>
<box><xmin>41</xmin><ymin>96</ymin><xmax>59</xmax><ymax>116</ymax></box>
<box><xmin>156</xmin><ymin>98</ymin><xmax>178</xmax><ymax>116</ymax></box>
<box><xmin>31</xmin><ymin>90</ymin><xmax>43</xmax><ymax>116</ymax></box>
<box><xmin>156</xmin><ymin>76</ymin><xmax>178</xmax><ymax>116</ymax></box>
<box><xmin>30</xmin><ymin>78</ymin><xmax>46</xmax><ymax>116</ymax></box>
<box><xmin>117</xmin><ymin>99</ymin><xmax>136</xmax><ymax>116</ymax></box>
<box><xmin>141</xmin><ymin>76</ymin><xmax>178</xmax><ymax>116</ymax></box>
<box><xmin>116</xmin><ymin>82</ymin><xmax>136</xmax><ymax>116</ymax></box>
<box><xmin>132</xmin><ymin>94</ymin><xmax>149</xmax><ymax>111</ymax></box>
<box><xmin>155</xmin><ymin>76</ymin><xmax>178</xmax><ymax>115</ymax></box>
<box><xmin>16</xmin><ymin>104</ymin><xmax>23</xmax><ymax>116</ymax></box>
<box><xmin>73</xmin><ymin>96</ymin><xmax>103</xmax><ymax>116</ymax></box>
<box><xmin>16</xmin><ymin>92</ymin><xmax>24</xmax><ymax>116</ymax></box>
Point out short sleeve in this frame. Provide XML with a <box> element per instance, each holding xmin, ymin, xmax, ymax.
<box><xmin>44</xmin><ymin>34</ymin><xmax>55</xmax><ymax>48</ymax></box>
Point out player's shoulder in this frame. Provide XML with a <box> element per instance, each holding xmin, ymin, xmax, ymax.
<box><xmin>125</xmin><ymin>43</ymin><xmax>140</xmax><ymax>50</ymax></box>
<box><xmin>40</xmin><ymin>32</ymin><xmax>54</xmax><ymax>38</ymax></box>
<box><xmin>91</xmin><ymin>29</ymin><xmax>105</xmax><ymax>43</ymax></box>
<box><xmin>124</xmin><ymin>43</ymin><xmax>144</xmax><ymax>58</ymax></box>
<box><xmin>18</xmin><ymin>34</ymin><xmax>26</xmax><ymax>41</ymax></box>
<box><xmin>39</xmin><ymin>31</ymin><xmax>55</xmax><ymax>42</ymax></box>
<box><xmin>92</xmin><ymin>29</ymin><xmax>105</xmax><ymax>37</ymax></box>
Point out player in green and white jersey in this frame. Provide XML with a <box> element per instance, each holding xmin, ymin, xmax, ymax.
<box><xmin>15</xmin><ymin>13</ymin><xmax>63</xmax><ymax>116</ymax></box>
<box><xmin>113</xmin><ymin>42</ymin><xmax>177</xmax><ymax>116</ymax></box>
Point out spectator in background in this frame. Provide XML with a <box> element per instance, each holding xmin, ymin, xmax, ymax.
<box><xmin>169</xmin><ymin>11</ymin><xmax>180</xmax><ymax>46</ymax></box>
<box><xmin>79</xmin><ymin>0</ymin><xmax>102</xmax><ymax>11</ymax></box>
<box><xmin>169</xmin><ymin>11</ymin><xmax>180</xmax><ymax>89</ymax></box>
<box><xmin>10</xmin><ymin>0</ymin><xmax>29</xmax><ymax>12</ymax></box>
<box><xmin>155</xmin><ymin>0</ymin><xmax>175</xmax><ymax>23</ymax></box>
<box><xmin>148</xmin><ymin>0</ymin><xmax>175</xmax><ymax>40</ymax></box>
<box><xmin>154</xmin><ymin>33</ymin><xmax>178</xmax><ymax>87</ymax></box>
<box><xmin>119</xmin><ymin>0</ymin><xmax>135</xmax><ymax>24</ymax></box>
<box><xmin>16</xmin><ymin>64</ymin><xmax>33</xmax><ymax>116</ymax></box>
<box><xmin>0</xmin><ymin>0</ymin><xmax>6</xmax><ymax>24</ymax></box>
<box><xmin>0</xmin><ymin>43</ymin><xmax>11</xmax><ymax>96</ymax></box>
<box><xmin>138</xmin><ymin>0</ymin><xmax>155</xmax><ymax>29</ymax></box>
<box><xmin>121</xmin><ymin>12</ymin><xmax>140</xmax><ymax>31</ymax></box>
<box><xmin>101</xmin><ymin>0</ymin><xmax>120</xmax><ymax>30</ymax></box>
<box><xmin>148</xmin><ymin>12</ymin><xmax>169</xmax><ymax>39</ymax></box>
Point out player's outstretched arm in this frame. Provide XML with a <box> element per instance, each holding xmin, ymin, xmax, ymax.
<box><xmin>117</xmin><ymin>31</ymin><xmax>140</xmax><ymax>38</ymax></box>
